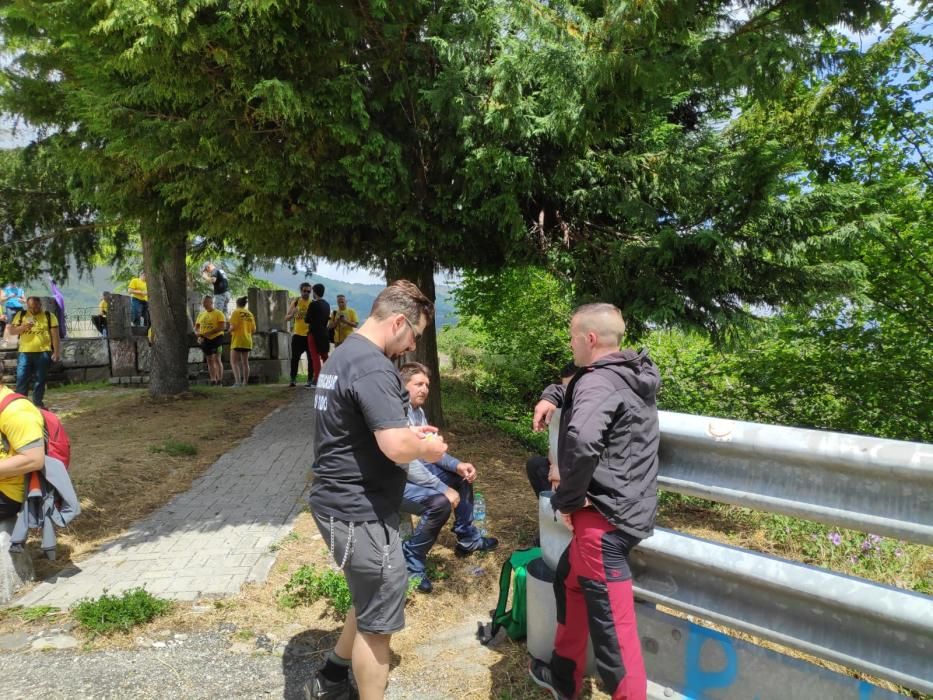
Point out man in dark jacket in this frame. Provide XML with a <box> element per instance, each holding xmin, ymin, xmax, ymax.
<box><xmin>529</xmin><ymin>303</ymin><xmax>660</xmax><ymax>700</ymax></box>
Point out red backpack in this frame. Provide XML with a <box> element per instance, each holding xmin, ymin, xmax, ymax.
<box><xmin>0</xmin><ymin>392</ymin><xmax>71</xmax><ymax>470</ymax></box>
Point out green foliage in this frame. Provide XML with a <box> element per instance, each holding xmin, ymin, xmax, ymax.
<box><xmin>760</xmin><ymin>516</ymin><xmax>929</xmax><ymax>593</ymax></box>
<box><xmin>0</xmin><ymin>146</ymin><xmax>100</xmax><ymax>283</ymax></box>
<box><xmin>452</xmin><ymin>266</ymin><xmax>573</xmax><ymax>405</ymax></box>
<box><xmin>278</xmin><ymin>565</ymin><xmax>352</xmax><ymax>615</ymax></box>
<box><xmin>0</xmin><ymin>0</ymin><xmax>897</xmax><ymax>321</ymax></box>
<box><xmin>149</xmin><ymin>440</ymin><xmax>198</xmax><ymax>457</ymax></box>
<box><xmin>6</xmin><ymin>605</ymin><xmax>60</xmax><ymax>622</ymax></box>
<box><xmin>72</xmin><ymin>588</ymin><xmax>172</xmax><ymax>635</ymax></box>
<box><xmin>426</xmin><ymin>556</ymin><xmax>450</xmax><ymax>582</ymax></box>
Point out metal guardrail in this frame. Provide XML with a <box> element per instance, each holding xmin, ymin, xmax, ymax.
<box><xmin>657</xmin><ymin>411</ymin><xmax>933</xmax><ymax>545</ymax></box>
<box><xmin>630</xmin><ymin>530</ymin><xmax>933</xmax><ymax>694</ymax></box>
<box><xmin>641</xmin><ymin>412</ymin><xmax>933</xmax><ymax>695</ymax></box>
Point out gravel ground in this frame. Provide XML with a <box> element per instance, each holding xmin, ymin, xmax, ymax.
<box><xmin>4</xmin><ymin>631</ymin><xmax>314</xmax><ymax>699</ymax></box>
<box><xmin>1</xmin><ymin>628</ymin><xmax>466</xmax><ymax>700</ymax></box>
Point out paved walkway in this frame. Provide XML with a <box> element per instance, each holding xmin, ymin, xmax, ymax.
<box><xmin>17</xmin><ymin>391</ymin><xmax>315</xmax><ymax>608</ymax></box>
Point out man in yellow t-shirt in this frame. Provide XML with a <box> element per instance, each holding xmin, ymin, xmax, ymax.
<box><xmin>328</xmin><ymin>294</ymin><xmax>359</xmax><ymax>346</ymax></box>
<box><xmin>127</xmin><ymin>271</ymin><xmax>149</xmax><ymax>326</ymax></box>
<box><xmin>0</xmin><ymin>385</ymin><xmax>46</xmax><ymax>520</ymax></box>
<box><xmin>228</xmin><ymin>296</ymin><xmax>256</xmax><ymax>387</ymax></box>
<box><xmin>195</xmin><ymin>295</ymin><xmax>227</xmax><ymax>386</ymax></box>
<box><xmin>10</xmin><ymin>297</ymin><xmax>61</xmax><ymax>409</ymax></box>
<box><xmin>284</xmin><ymin>282</ymin><xmax>312</xmax><ymax>387</ymax></box>
<box><xmin>91</xmin><ymin>291</ymin><xmax>111</xmax><ymax>336</ymax></box>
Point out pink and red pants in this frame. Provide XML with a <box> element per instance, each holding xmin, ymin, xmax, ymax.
<box><xmin>551</xmin><ymin>509</ymin><xmax>647</xmax><ymax>700</ymax></box>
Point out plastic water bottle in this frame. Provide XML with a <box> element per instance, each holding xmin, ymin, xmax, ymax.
<box><xmin>474</xmin><ymin>492</ymin><xmax>487</xmax><ymax>537</ymax></box>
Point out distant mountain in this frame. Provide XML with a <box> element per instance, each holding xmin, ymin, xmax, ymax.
<box><xmin>53</xmin><ymin>262</ymin><xmax>458</xmax><ymax>327</ymax></box>
<box><xmin>257</xmin><ymin>265</ymin><xmax>457</xmax><ymax>328</ymax></box>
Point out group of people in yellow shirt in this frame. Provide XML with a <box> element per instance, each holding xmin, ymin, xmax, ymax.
<box><xmin>195</xmin><ymin>295</ymin><xmax>256</xmax><ymax>387</ymax></box>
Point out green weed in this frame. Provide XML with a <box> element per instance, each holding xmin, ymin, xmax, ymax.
<box><xmin>1</xmin><ymin>605</ymin><xmax>59</xmax><ymax>623</ymax></box>
<box><xmin>278</xmin><ymin>565</ymin><xmax>352</xmax><ymax>615</ymax></box>
<box><xmin>269</xmin><ymin>531</ymin><xmax>300</xmax><ymax>552</ymax></box>
<box><xmin>18</xmin><ymin>605</ymin><xmax>59</xmax><ymax>622</ymax></box>
<box><xmin>72</xmin><ymin>588</ymin><xmax>172</xmax><ymax>635</ymax></box>
<box><xmin>149</xmin><ymin>439</ymin><xmax>198</xmax><ymax>457</ymax></box>
<box><xmin>425</xmin><ymin>557</ymin><xmax>450</xmax><ymax>582</ymax></box>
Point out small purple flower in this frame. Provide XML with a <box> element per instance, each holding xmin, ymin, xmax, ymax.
<box><xmin>861</xmin><ymin>539</ymin><xmax>873</xmax><ymax>551</ymax></box>
<box><xmin>868</xmin><ymin>534</ymin><xmax>882</xmax><ymax>544</ymax></box>
<box><xmin>894</xmin><ymin>548</ymin><xmax>904</xmax><ymax>558</ymax></box>
<box><xmin>849</xmin><ymin>555</ymin><xmax>858</xmax><ymax>564</ymax></box>
<box><xmin>828</xmin><ymin>532</ymin><xmax>842</xmax><ymax>546</ymax></box>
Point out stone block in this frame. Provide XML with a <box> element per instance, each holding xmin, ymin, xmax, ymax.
<box><xmin>248</xmin><ymin>288</ymin><xmax>270</xmax><ymax>332</ymax></box>
<box><xmin>109</xmin><ymin>338</ymin><xmax>137</xmax><ymax>377</ymax></box>
<box><xmin>64</xmin><ymin>368</ymin><xmax>86</xmax><ymax>383</ymax></box>
<box><xmin>108</xmin><ymin>294</ymin><xmax>133</xmax><ymax>339</ymax></box>
<box><xmin>249</xmin><ymin>359</ymin><xmax>286</xmax><ymax>383</ymax></box>
<box><xmin>270</xmin><ymin>331</ymin><xmax>290</xmax><ymax>360</ymax></box>
<box><xmin>269</xmin><ymin>290</ymin><xmax>289</xmax><ymax>330</ymax></box>
<box><xmin>137</xmin><ymin>338</ymin><xmax>152</xmax><ymax>372</ymax></box>
<box><xmin>60</xmin><ymin>338</ymin><xmax>110</xmax><ymax>368</ymax></box>
<box><xmin>249</xmin><ymin>333</ymin><xmax>269</xmax><ymax>360</ymax></box>
<box><xmin>188</xmin><ymin>347</ymin><xmax>204</xmax><ymax>364</ymax></box>
<box><xmin>85</xmin><ymin>366</ymin><xmax>112</xmax><ymax>382</ymax></box>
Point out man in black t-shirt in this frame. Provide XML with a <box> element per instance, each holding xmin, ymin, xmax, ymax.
<box><xmin>306</xmin><ymin>280</ymin><xmax>447</xmax><ymax>700</ymax></box>
<box><xmin>201</xmin><ymin>262</ymin><xmax>230</xmax><ymax>314</ymax></box>
<box><xmin>303</xmin><ymin>283</ymin><xmax>331</xmax><ymax>388</ymax></box>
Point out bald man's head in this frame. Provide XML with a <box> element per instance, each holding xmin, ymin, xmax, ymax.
<box><xmin>569</xmin><ymin>303</ymin><xmax>626</xmax><ymax>365</ymax></box>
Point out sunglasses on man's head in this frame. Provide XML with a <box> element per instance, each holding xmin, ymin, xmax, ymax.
<box><xmin>402</xmin><ymin>315</ymin><xmax>422</xmax><ymax>341</ymax></box>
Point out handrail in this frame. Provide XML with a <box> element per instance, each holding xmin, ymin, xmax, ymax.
<box><xmin>657</xmin><ymin>411</ymin><xmax>933</xmax><ymax>545</ymax></box>
<box><xmin>631</xmin><ymin>529</ymin><xmax>933</xmax><ymax>694</ymax></box>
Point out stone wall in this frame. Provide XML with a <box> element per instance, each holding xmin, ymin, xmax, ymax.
<box><xmin>59</xmin><ymin>288</ymin><xmax>291</xmax><ymax>385</ymax></box>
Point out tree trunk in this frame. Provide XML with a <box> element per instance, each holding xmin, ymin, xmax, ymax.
<box><xmin>144</xmin><ymin>231</ymin><xmax>191</xmax><ymax>397</ymax></box>
<box><xmin>386</xmin><ymin>256</ymin><xmax>444</xmax><ymax>428</ymax></box>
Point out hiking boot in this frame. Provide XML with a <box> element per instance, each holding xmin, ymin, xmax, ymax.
<box><xmin>455</xmin><ymin>536</ymin><xmax>499</xmax><ymax>558</ymax></box>
<box><xmin>303</xmin><ymin>670</ymin><xmax>358</xmax><ymax>700</ymax></box>
<box><xmin>528</xmin><ymin>658</ymin><xmax>570</xmax><ymax>700</ymax></box>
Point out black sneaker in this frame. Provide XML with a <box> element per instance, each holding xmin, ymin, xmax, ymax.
<box><xmin>289</xmin><ymin>381</ymin><xmax>297</xmax><ymax>388</ymax></box>
<box><xmin>528</xmin><ymin>658</ymin><xmax>570</xmax><ymax>700</ymax></box>
<box><xmin>455</xmin><ymin>536</ymin><xmax>499</xmax><ymax>558</ymax></box>
<box><xmin>410</xmin><ymin>574</ymin><xmax>433</xmax><ymax>593</ymax></box>
<box><xmin>303</xmin><ymin>670</ymin><xmax>358</xmax><ymax>700</ymax></box>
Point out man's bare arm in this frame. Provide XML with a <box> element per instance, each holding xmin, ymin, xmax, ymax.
<box><xmin>0</xmin><ymin>445</ymin><xmax>44</xmax><ymax>478</ymax></box>
<box><xmin>375</xmin><ymin>426</ymin><xmax>448</xmax><ymax>465</ymax></box>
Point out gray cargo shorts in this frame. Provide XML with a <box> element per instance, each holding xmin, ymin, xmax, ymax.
<box><xmin>311</xmin><ymin>510</ymin><xmax>406</xmax><ymax>635</ymax></box>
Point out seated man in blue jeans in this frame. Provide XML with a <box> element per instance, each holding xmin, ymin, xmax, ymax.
<box><xmin>399</xmin><ymin>362</ymin><xmax>498</xmax><ymax>593</ymax></box>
